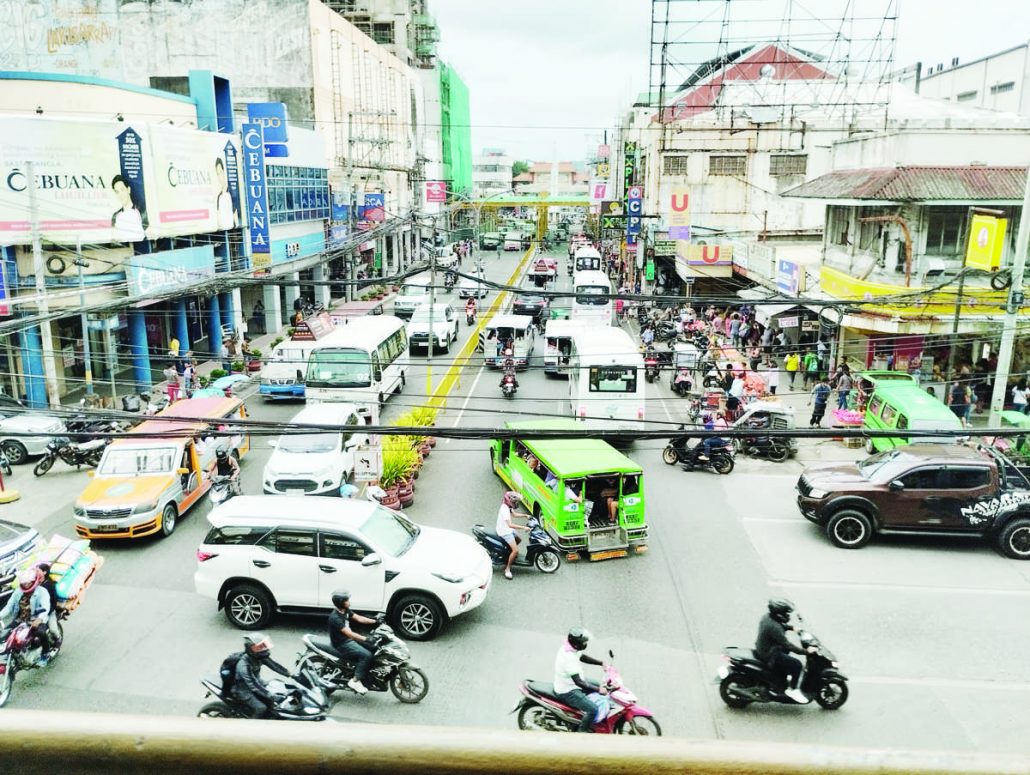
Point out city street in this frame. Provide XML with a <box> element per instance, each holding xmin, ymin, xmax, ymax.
<box><xmin>4</xmin><ymin>245</ymin><xmax>1030</xmax><ymax>755</ymax></box>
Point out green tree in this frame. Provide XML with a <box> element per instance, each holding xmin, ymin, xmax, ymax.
<box><xmin>512</xmin><ymin>160</ymin><xmax>530</xmax><ymax>177</ymax></box>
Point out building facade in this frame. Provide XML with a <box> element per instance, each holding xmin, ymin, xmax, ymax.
<box><xmin>439</xmin><ymin>61</ymin><xmax>472</xmax><ymax>196</ymax></box>
<box><xmin>472</xmin><ymin>149</ymin><xmax>513</xmax><ymax>197</ymax></box>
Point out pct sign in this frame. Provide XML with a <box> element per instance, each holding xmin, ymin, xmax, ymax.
<box><xmin>364</xmin><ymin>193</ymin><xmax>385</xmax><ymax>222</ymax></box>
<box><xmin>626</xmin><ymin>185</ymin><xmax>643</xmax><ymax>239</ymax></box>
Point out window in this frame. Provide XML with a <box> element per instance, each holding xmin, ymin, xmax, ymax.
<box><xmin>622</xmin><ymin>474</ymin><xmax>640</xmax><ymax>496</ymax></box>
<box><xmin>267</xmin><ymin>165</ymin><xmax>331</xmax><ymax>225</ymax></box>
<box><xmin>858</xmin><ymin>207</ymin><xmax>886</xmax><ymax>251</ymax></box>
<box><xmin>828</xmin><ymin>205</ymin><xmax>850</xmax><ymax>247</ymax></box>
<box><xmin>881</xmin><ymin>403</ymin><xmax>897</xmax><ymax>426</ymax></box>
<box><xmin>896</xmin><ymin>414</ymin><xmax>909</xmax><ymax>431</ymax></box>
<box><xmin>769</xmin><ymin>154</ymin><xmax>808</xmax><ymax>176</ymax></box>
<box><xmin>956</xmin><ymin>90</ymin><xmax>978</xmax><ymax>102</ymax></box>
<box><xmin>371</xmin><ymin>22</ymin><xmax>394</xmax><ymax>44</ymax></box>
<box><xmin>203</xmin><ymin>526</ymin><xmax>269</xmax><ymax>546</ymax></box>
<box><xmin>925</xmin><ymin>208</ymin><xmax>965</xmax><ymax>255</ymax></box>
<box><xmin>709</xmin><ymin>155</ymin><xmax>746</xmax><ymax>176</ymax></box>
<box><xmin>270</xmin><ymin>528</ymin><xmax>316</xmax><ymax>557</ymax></box>
<box><xmin>990</xmin><ymin>81</ymin><xmax>1015</xmax><ymax>95</ymax></box>
<box><xmin>945</xmin><ymin>468</ymin><xmax>991</xmax><ymax>489</ymax></box>
<box><xmin>588</xmin><ymin>366</ymin><xmax>638</xmax><ymax>393</ymax></box>
<box><xmin>663</xmin><ymin>155</ymin><xmax>689</xmax><ymax>175</ymax></box>
<box><xmin>869</xmin><ymin>396</ymin><xmax>884</xmax><ymax>417</ymax></box>
<box><xmin>899</xmin><ymin>468</ymin><xmax>939</xmax><ymax>489</ymax></box>
<box><xmin>320</xmin><ymin>532</ymin><xmax>369</xmax><ymax>561</ymax></box>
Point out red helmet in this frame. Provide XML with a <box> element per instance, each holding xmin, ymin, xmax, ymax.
<box><xmin>18</xmin><ymin>567</ymin><xmax>44</xmax><ymax>594</ymax></box>
<box><xmin>503</xmin><ymin>491</ymin><xmax>521</xmax><ymax>508</ymax></box>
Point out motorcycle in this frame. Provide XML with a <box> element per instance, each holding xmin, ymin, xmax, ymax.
<box><xmin>644</xmin><ymin>353</ymin><xmax>659</xmax><ymax>384</ymax></box>
<box><xmin>33</xmin><ymin>436</ymin><xmax>109</xmax><ymax>477</ymax></box>
<box><xmin>734</xmin><ymin>435</ymin><xmax>790</xmax><ymax>463</ymax></box>
<box><xmin>66</xmin><ymin>413</ymin><xmax>123</xmax><ymax>442</ymax></box>
<box><xmin>513</xmin><ymin>656</ymin><xmax>661</xmax><ymax>735</ymax></box>
<box><xmin>654</xmin><ymin>321</ymin><xmax>679</xmax><ymax>343</ymax></box>
<box><xmin>197</xmin><ymin>662</ymin><xmax>330</xmax><ymax>720</ymax></box>
<box><xmin>662</xmin><ymin>433</ymin><xmax>734</xmax><ymax>474</ymax></box>
<box><xmin>443</xmin><ymin>271</ymin><xmax>457</xmax><ymax>290</ymax></box>
<box><xmin>466</xmin><ymin>307</ymin><xmax>477</xmax><ymax>326</ymax></box>
<box><xmin>472</xmin><ymin>515</ymin><xmax>561</xmax><ymax>574</ymax></box>
<box><xmin>0</xmin><ymin>620</ymin><xmax>64</xmax><ymax>708</ymax></box>
<box><xmin>716</xmin><ymin>623</ymin><xmax>849</xmax><ymax>711</ymax></box>
<box><xmin>296</xmin><ymin>621</ymin><xmax>430</xmax><ymax>704</ymax></box>
<box><xmin>501</xmin><ymin>372</ymin><xmax>518</xmax><ymax>399</ymax></box>
<box><xmin>672</xmin><ymin>369</ymin><xmax>693</xmax><ymax>397</ymax></box>
<box><xmin>210</xmin><ymin>473</ymin><xmax>238</xmax><ymax>505</ymax></box>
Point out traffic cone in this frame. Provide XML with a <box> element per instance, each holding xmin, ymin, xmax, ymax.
<box><xmin>0</xmin><ymin>469</ymin><xmax>20</xmax><ymax>503</ymax></box>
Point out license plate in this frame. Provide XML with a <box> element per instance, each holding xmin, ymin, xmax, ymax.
<box><xmin>95</xmin><ymin>524</ymin><xmax>120</xmax><ymax>533</ymax></box>
<box><xmin>288</xmin><ymin>489</ymin><xmax>307</xmax><ymax>495</ymax></box>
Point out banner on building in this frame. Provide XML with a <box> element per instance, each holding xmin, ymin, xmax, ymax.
<box><xmin>589</xmin><ymin>181</ymin><xmax>608</xmax><ymax>202</ymax></box>
<box><xmin>246</xmin><ymin>103</ymin><xmax>289</xmax><ymax>148</ymax></box>
<box><xmin>598</xmin><ymin>144</ymin><xmax>610</xmax><ymax>159</ymax></box>
<box><xmin>241</xmin><ymin>123</ymin><xmax>271</xmax><ymax>268</ymax></box>
<box><xmin>364</xmin><ymin>193</ymin><xmax>385</xmax><ymax>222</ymax></box>
<box><xmin>623</xmin><ymin>140</ymin><xmax>637</xmax><ymax>192</ymax></box>
<box><xmin>965</xmin><ymin>214</ymin><xmax>1007</xmax><ymax>271</ymax></box>
<box><xmin>665</xmin><ymin>186</ymin><xmax>690</xmax><ymax>240</ymax></box>
<box><xmin>776</xmin><ymin>258</ymin><xmax>805</xmax><ymax>295</ymax></box>
<box><xmin>425</xmin><ymin>181</ymin><xmax>446</xmax><ymax>203</ymax></box>
<box><xmin>0</xmin><ymin>259</ymin><xmax>10</xmax><ymax>316</ymax></box>
<box><xmin>626</xmin><ymin>185</ymin><xmax>642</xmax><ymax>239</ymax></box>
<box><xmin>653</xmin><ymin>239</ymin><xmax>676</xmax><ymax>257</ymax></box>
<box><xmin>596</xmin><ymin>162</ymin><xmax>610</xmax><ymax>177</ymax></box>
<box><xmin>125</xmin><ymin>245</ymin><xmax>216</xmax><ymax>296</ymax></box>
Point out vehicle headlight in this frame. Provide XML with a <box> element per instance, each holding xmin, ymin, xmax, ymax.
<box><xmin>133</xmin><ymin>501</ymin><xmax>158</xmax><ymax>514</ymax></box>
<box><xmin>432</xmin><ymin>571</ymin><xmax>465</xmax><ymax>584</ymax></box>
<box><xmin>807</xmin><ymin>488</ymin><xmax>829</xmax><ymax>499</ymax></box>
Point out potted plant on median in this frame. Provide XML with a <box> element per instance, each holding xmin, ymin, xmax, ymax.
<box><xmin>246</xmin><ymin>348</ymin><xmax>263</xmax><ymax>372</ymax></box>
<box><xmin>379</xmin><ymin>443</ymin><xmax>417</xmax><ymax>510</ymax></box>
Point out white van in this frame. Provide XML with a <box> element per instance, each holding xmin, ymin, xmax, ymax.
<box><xmin>479</xmin><ymin>314</ymin><xmax>536</xmax><ymax>368</ymax></box>
<box><xmin>569</xmin><ymin>328</ymin><xmax>645</xmax><ymax>434</ymax></box>
<box><xmin>262</xmin><ymin>403</ymin><xmax>364</xmax><ymax>496</ymax></box>
<box><xmin>543</xmin><ymin>319</ymin><xmax>588</xmax><ymax>376</ymax></box>
<box><xmin>504</xmin><ymin>231</ymin><xmax>523</xmax><ymax>251</ymax></box>
<box><xmin>571</xmin><ymin>269</ymin><xmax>614</xmax><ymax>326</ymax></box>
<box><xmin>574</xmin><ymin>246</ymin><xmax>603</xmax><ymax>272</ymax></box>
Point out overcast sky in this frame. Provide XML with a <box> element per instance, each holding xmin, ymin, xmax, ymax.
<box><xmin>430</xmin><ymin>0</ymin><xmax>1030</xmax><ymax>161</ymax></box>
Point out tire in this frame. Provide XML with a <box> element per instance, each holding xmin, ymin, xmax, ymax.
<box><xmin>865</xmin><ymin>438</ymin><xmax>875</xmax><ymax>454</ymax></box>
<box><xmin>87</xmin><ymin>449</ymin><xmax>104</xmax><ymax>467</ymax></box>
<box><xmin>33</xmin><ymin>455</ymin><xmax>55</xmax><ymax>477</ymax></box>
<box><xmin>1</xmin><ymin>441</ymin><xmax>27</xmax><ymax>466</ymax></box>
<box><xmin>48</xmin><ymin>620</ymin><xmax>63</xmax><ymax>662</ymax></box>
<box><xmin>661</xmin><ymin>446</ymin><xmax>678</xmax><ymax>465</ymax></box>
<box><xmin>297</xmin><ymin>653</ymin><xmax>340</xmax><ymax>695</ymax></box>
<box><xmin>197</xmin><ymin>702</ymin><xmax>237</xmax><ymax>719</ymax></box>
<box><xmin>767</xmin><ymin>443</ymin><xmax>789</xmax><ymax>463</ymax></box>
<box><xmin>615</xmin><ymin>716</ymin><xmax>662</xmax><ymax>736</ymax></box>
<box><xmin>998</xmin><ymin>517</ymin><xmax>1030</xmax><ymax>560</ymax></box>
<box><xmin>826</xmin><ymin>509</ymin><xmax>872</xmax><ymax>549</ymax></box>
<box><xmin>398</xmin><ymin>371</ymin><xmax>406</xmax><ymax>392</ymax></box>
<box><xmin>517</xmin><ymin>703</ymin><xmax>564</xmax><ymax>732</ymax></box>
<box><xmin>159</xmin><ymin>503</ymin><xmax>177</xmax><ymax>537</ymax></box>
<box><xmin>533</xmin><ymin>549</ymin><xmax>561</xmax><ymax>574</ymax></box>
<box><xmin>814</xmin><ymin>678</ymin><xmax>849</xmax><ymax>710</ymax></box>
<box><xmin>713</xmin><ymin>455</ymin><xmax>734</xmax><ymax>475</ymax></box>
<box><xmin>389</xmin><ymin>665</ymin><xmax>430</xmax><ymax>704</ymax></box>
<box><xmin>392</xmin><ymin>594</ymin><xmax>444</xmax><ymax>641</ymax></box>
<box><xmin>443</xmin><ymin>334</ymin><xmax>451</xmax><ymax>354</ymax></box>
<box><xmin>224</xmin><ymin>584</ymin><xmax>273</xmax><ymax>630</ymax></box>
<box><xmin>718</xmin><ymin>674</ymin><xmax>753</xmax><ymax>709</ymax></box>
<box><xmin>0</xmin><ymin>658</ymin><xmax>13</xmax><ymax>708</ymax></box>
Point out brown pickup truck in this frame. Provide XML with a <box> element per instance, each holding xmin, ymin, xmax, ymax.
<box><xmin>796</xmin><ymin>444</ymin><xmax>1030</xmax><ymax>559</ymax></box>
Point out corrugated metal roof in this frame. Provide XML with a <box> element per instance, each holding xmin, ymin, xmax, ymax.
<box><xmin>783</xmin><ymin>166</ymin><xmax>1028</xmax><ymax>201</ymax></box>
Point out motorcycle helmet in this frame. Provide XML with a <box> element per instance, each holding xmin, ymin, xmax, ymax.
<box><xmin>567</xmin><ymin>627</ymin><xmax>591</xmax><ymax>651</ymax></box>
<box><xmin>331</xmin><ymin>590</ymin><xmax>351</xmax><ymax>609</ymax></box>
<box><xmin>243</xmin><ymin>633</ymin><xmax>272</xmax><ymax>659</ymax></box>
<box><xmin>768</xmin><ymin>598</ymin><xmax>794</xmax><ymax>624</ymax></box>
<box><xmin>18</xmin><ymin>566</ymin><xmax>44</xmax><ymax>593</ymax></box>
<box><xmin>215</xmin><ymin>448</ymin><xmax>228</xmax><ymax>462</ymax></box>
<box><xmin>502</xmin><ymin>491</ymin><xmax>521</xmax><ymax>509</ymax></box>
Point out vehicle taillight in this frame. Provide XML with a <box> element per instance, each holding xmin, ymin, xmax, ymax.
<box><xmin>578</xmin><ymin>406</ymin><xmax>586</xmax><ymax>419</ymax></box>
<box><xmin>196</xmin><ymin>550</ymin><xmax>219</xmax><ymax>562</ymax></box>
<box><xmin>637</xmin><ymin>407</ymin><xmax>645</xmax><ymax>420</ymax></box>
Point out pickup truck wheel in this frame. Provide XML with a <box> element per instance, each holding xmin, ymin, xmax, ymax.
<box><xmin>998</xmin><ymin>518</ymin><xmax>1030</xmax><ymax>559</ymax></box>
<box><xmin>160</xmin><ymin>503</ymin><xmax>177</xmax><ymax>537</ymax></box>
<box><xmin>826</xmin><ymin>509</ymin><xmax>872</xmax><ymax>549</ymax></box>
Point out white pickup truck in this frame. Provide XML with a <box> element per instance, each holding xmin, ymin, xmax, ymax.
<box><xmin>406</xmin><ymin>303</ymin><xmax>459</xmax><ymax>353</ymax></box>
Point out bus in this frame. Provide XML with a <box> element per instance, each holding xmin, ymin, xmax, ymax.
<box><xmin>304</xmin><ymin>315</ymin><xmax>409</xmax><ymax>416</ymax></box>
<box><xmin>571</xmin><ymin>269</ymin><xmax>614</xmax><ymax>326</ymax></box>
<box><xmin>864</xmin><ymin>383</ymin><xmax>963</xmax><ymax>453</ymax></box>
<box><xmin>490</xmin><ymin>419</ymin><xmax>647</xmax><ymax>560</ymax></box>
<box><xmin>74</xmin><ymin>396</ymin><xmax>250</xmax><ymax>540</ymax></box>
<box><xmin>573</xmin><ymin>246</ymin><xmax>602</xmax><ymax>272</ymax></box>
<box><xmin>568</xmin><ymin>328</ymin><xmax>645</xmax><ymax>435</ymax></box>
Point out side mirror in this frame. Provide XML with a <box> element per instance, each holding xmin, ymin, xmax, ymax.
<box><xmin>608</xmin><ymin>649</ymin><xmax>615</xmax><ymax>659</ymax></box>
<box><xmin>267</xmin><ymin>439</ymin><xmax>278</xmax><ymax>448</ymax></box>
<box><xmin>888</xmin><ymin>480</ymin><xmax>904</xmax><ymax>492</ymax></box>
<box><xmin>297</xmin><ymin>369</ymin><xmax>304</xmax><ymax>381</ymax></box>
<box><xmin>177</xmin><ymin>467</ymin><xmax>189</xmax><ymax>475</ymax></box>
<box><xmin>361</xmin><ymin>553</ymin><xmax>382</xmax><ymax>567</ymax></box>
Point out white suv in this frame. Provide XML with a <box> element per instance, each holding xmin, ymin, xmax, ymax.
<box><xmin>393</xmin><ymin>283</ymin><xmax>430</xmax><ymax>318</ymax></box>
<box><xmin>262</xmin><ymin>403</ymin><xmax>364</xmax><ymax>496</ymax></box>
<box><xmin>406</xmin><ymin>303</ymin><xmax>459</xmax><ymax>353</ymax></box>
<box><xmin>194</xmin><ymin>496</ymin><xmax>492</xmax><ymax>640</ymax></box>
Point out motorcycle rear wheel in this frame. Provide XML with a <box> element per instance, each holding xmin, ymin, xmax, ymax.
<box><xmin>389</xmin><ymin>665</ymin><xmax>429</xmax><ymax>704</ymax></box>
<box><xmin>713</xmin><ymin>455</ymin><xmax>734</xmax><ymax>475</ymax></box>
<box><xmin>517</xmin><ymin>703</ymin><xmax>565</xmax><ymax>732</ymax></box>
<box><xmin>197</xmin><ymin>701</ymin><xmax>237</xmax><ymax>718</ymax></box>
<box><xmin>297</xmin><ymin>654</ymin><xmax>341</xmax><ymax>695</ymax></box>
<box><xmin>766</xmin><ymin>444</ymin><xmax>790</xmax><ymax>463</ymax></box>
<box><xmin>615</xmin><ymin>716</ymin><xmax>662</xmax><ymax>736</ymax></box>
<box><xmin>33</xmin><ymin>455</ymin><xmax>55</xmax><ymax>477</ymax></box>
<box><xmin>661</xmin><ymin>446</ymin><xmax>678</xmax><ymax>465</ymax></box>
<box><xmin>0</xmin><ymin>659</ymin><xmax>13</xmax><ymax>708</ymax></box>
<box><xmin>718</xmin><ymin>674</ymin><xmax>754</xmax><ymax>709</ymax></box>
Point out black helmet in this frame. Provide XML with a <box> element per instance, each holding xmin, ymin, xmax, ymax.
<box><xmin>567</xmin><ymin>627</ymin><xmax>591</xmax><ymax>651</ymax></box>
<box><xmin>216</xmin><ymin>448</ymin><xmax>228</xmax><ymax>461</ymax></box>
<box><xmin>243</xmin><ymin>633</ymin><xmax>272</xmax><ymax>659</ymax></box>
<box><xmin>768</xmin><ymin>598</ymin><xmax>794</xmax><ymax>624</ymax></box>
<box><xmin>331</xmin><ymin>589</ymin><xmax>351</xmax><ymax>609</ymax></box>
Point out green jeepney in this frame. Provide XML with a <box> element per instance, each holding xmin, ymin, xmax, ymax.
<box><xmin>490</xmin><ymin>419</ymin><xmax>646</xmax><ymax>560</ymax></box>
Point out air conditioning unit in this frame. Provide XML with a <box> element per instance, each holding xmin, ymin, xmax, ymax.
<box><xmin>922</xmin><ymin>256</ymin><xmax>947</xmax><ymax>279</ymax></box>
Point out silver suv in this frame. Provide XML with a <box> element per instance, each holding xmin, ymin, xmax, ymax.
<box><xmin>0</xmin><ymin>520</ymin><xmax>42</xmax><ymax>607</ymax></box>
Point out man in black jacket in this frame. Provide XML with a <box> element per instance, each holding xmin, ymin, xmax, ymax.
<box><xmin>232</xmin><ymin>633</ymin><xmax>291</xmax><ymax>718</ymax></box>
<box><xmin>755</xmin><ymin>599</ymin><xmax>811</xmax><ymax>704</ymax></box>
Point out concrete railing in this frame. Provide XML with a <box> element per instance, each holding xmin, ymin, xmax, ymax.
<box><xmin>0</xmin><ymin>711</ymin><xmax>1028</xmax><ymax>774</ymax></box>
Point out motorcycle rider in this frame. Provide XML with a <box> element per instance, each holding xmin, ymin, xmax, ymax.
<box><xmin>0</xmin><ymin>567</ymin><xmax>56</xmax><ymax>665</ymax></box>
<box><xmin>214</xmin><ymin>448</ymin><xmax>241</xmax><ymax>496</ymax></box>
<box><xmin>499</xmin><ymin>351</ymin><xmax>519</xmax><ymax>393</ymax></box>
<box><xmin>497</xmin><ymin>491</ymin><xmax>531</xmax><ymax>579</ymax></box>
<box><xmin>755</xmin><ymin>598</ymin><xmax>813</xmax><ymax>704</ymax></box>
<box><xmin>553</xmin><ymin>627</ymin><xmax>607</xmax><ymax>732</ymax></box>
<box><xmin>231</xmin><ymin>633</ymin><xmax>292</xmax><ymax>718</ymax></box>
<box><xmin>327</xmin><ymin>589</ymin><xmax>377</xmax><ymax>695</ymax></box>
<box><xmin>465</xmin><ymin>296</ymin><xmax>477</xmax><ymax>323</ymax></box>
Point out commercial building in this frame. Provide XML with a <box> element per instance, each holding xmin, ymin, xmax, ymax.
<box><xmin>438</xmin><ymin>61</ymin><xmax>472</xmax><ymax>197</ymax></box>
<box><xmin>512</xmin><ymin>162</ymin><xmax>590</xmax><ymax>196</ymax></box>
<box><xmin>472</xmin><ymin>149</ymin><xmax>513</xmax><ymax>197</ymax></box>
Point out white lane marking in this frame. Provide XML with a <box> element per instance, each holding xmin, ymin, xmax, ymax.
<box><xmin>742</xmin><ymin>517</ymin><xmax>807</xmax><ymax>524</ymax></box>
<box><xmin>849</xmin><ymin>675</ymin><xmax>1030</xmax><ymax>693</ymax></box>
<box><xmin>768</xmin><ymin>579</ymin><xmax>1030</xmax><ymax>597</ymax></box>
<box><xmin>448</xmin><ymin>362</ymin><xmax>487</xmax><ymax>442</ymax></box>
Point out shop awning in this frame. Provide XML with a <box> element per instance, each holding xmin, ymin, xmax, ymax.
<box><xmin>752</xmin><ymin>303</ymin><xmax>820</xmax><ymax>326</ymax></box>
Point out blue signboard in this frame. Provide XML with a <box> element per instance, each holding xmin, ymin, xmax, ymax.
<box><xmin>776</xmin><ymin>258</ymin><xmax>802</xmax><ymax>295</ymax></box>
<box><xmin>363</xmin><ymin>193</ymin><xmax>385</xmax><ymax>222</ymax></box>
<box><xmin>126</xmin><ymin>245</ymin><xmax>216</xmax><ymax>296</ymax></box>
<box><xmin>241</xmin><ymin>123</ymin><xmax>271</xmax><ymax>263</ymax></box>
<box><xmin>246</xmin><ymin>103</ymin><xmax>289</xmax><ymax>144</ymax></box>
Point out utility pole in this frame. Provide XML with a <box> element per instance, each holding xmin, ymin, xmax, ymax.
<box><xmin>75</xmin><ymin>237</ymin><xmax>94</xmax><ymax>397</ymax></box>
<box><xmin>988</xmin><ymin>169</ymin><xmax>1030</xmax><ymax>426</ymax></box>
<box><xmin>27</xmin><ymin>162</ymin><xmax>60</xmax><ymax>408</ymax></box>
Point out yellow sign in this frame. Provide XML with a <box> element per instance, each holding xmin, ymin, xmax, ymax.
<box><xmin>596</xmin><ymin>163</ymin><xmax>610</xmax><ymax>176</ymax></box>
<box><xmin>965</xmin><ymin>214</ymin><xmax>1007</xmax><ymax>271</ymax></box>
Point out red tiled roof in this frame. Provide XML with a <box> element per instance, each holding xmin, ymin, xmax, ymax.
<box><xmin>782</xmin><ymin>166</ymin><xmax>1029</xmax><ymax>202</ymax></box>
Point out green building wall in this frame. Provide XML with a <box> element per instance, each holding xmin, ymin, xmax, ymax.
<box><xmin>439</xmin><ymin>61</ymin><xmax>472</xmax><ymax>196</ymax></box>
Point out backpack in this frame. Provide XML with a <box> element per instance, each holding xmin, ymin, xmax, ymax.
<box><xmin>220</xmin><ymin>651</ymin><xmax>245</xmax><ymax>694</ymax></box>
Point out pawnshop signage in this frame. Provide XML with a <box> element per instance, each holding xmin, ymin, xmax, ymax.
<box><xmin>241</xmin><ymin>123</ymin><xmax>271</xmax><ymax>268</ymax></box>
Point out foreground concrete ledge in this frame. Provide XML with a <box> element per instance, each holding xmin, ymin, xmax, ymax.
<box><xmin>0</xmin><ymin>711</ymin><xmax>1026</xmax><ymax>775</ymax></box>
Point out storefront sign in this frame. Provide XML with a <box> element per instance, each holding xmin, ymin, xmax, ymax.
<box><xmin>596</xmin><ymin>163</ymin><xmax>610</xmax><ymax>177</ymax></box>
<box><xmin>601</xmin><ymin>200</ymin><xmax>624</xmax><ymax>216</ymax></box>
<box><xmin>653</xmin><ymin>240</ymin><xmax>676</xmax><ymax>256</ymax></box>
<box><xmin>0</xmin><ymin>259</ymin><xmax>11</xmax><ymax>316</ymax></box>
<box><xmin>776</xmin><ymin>258</ymin><xmax>804</xmax><ymax>295</ymax></box>
<box><xmin>665</xmin><ymin>185</ymin><xmax>690</xmax><ymax>240</ymax></box>
<box><xmin>598</xmin><ymin>144</ymin><xmax>610</xmax><ymax>159</ymax></box>
<box><xmin>329</xmin><ymin>224</ymin><xmax>349</xmax><ymax>248</ymax></box>
<box><xmin>589</xmin><ymin>181</ymin><xmax>608</xmax><ymax>202</ymax></box>
<box><xmin>332</xmin><ymin>190</ymin><xmax>350</xmax><ymax>222</ymax></box>
<box><xmin>246</xmin><ymin>103</ymin><xmax>289</xmax><ymax>145</ymax></box>
<box><xmin>645</xmin><ymin>259</ymin><xmax>655</xmax><ymax>281</ymax></box>
<box><xmin>965</xmin><ymin>214</ymin><xmax>1007</xmax><ymax>271</ymax></box>
<box><xmin>623</xmin><ymin>140</ymin><xmax>637</xmax><ymax>193</ymax></box>
<box><xmin>241</xmin><ymin>123</ymin><xmax>271</xmax><ymax>268</ymax></box>
<box><xmin>363</xmin><ymin>193</ymin><xmax>385</xmax><ymax>222</ymax></box>
<box><xmin>125</xmin><ymin>245</ymin><xmax>216</xmax><ymax>297</ymax></box>
<box><xmin>626</xmin><ymin>185</ymin><xmax>642</xmax><ymax>239</ymax></box>
<box><xmin>290</xmin><ymin>311</ymin><xmax>335</xmax><ymax>341</ymax></box>
<box><xmin>779</xmin><ymin>315</ymin><xmax>800</xmax><ymax>329</ymax></box>
<box><xmin>425</xmin><ymin>181</ymin><xmax>446</xmax><ymax>203</ymax></box>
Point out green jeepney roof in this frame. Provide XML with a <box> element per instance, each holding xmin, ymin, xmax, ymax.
<box><xmin>504</xmin><ymin>419</ymin><xmax>643</xmax><ymax>477</ymax></box>
<box><xmin>1001</xmin><ymin>410</ymin><xmax>1030</xmax><ymax>428</ymax></box>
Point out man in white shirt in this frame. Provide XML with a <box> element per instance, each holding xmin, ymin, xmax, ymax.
<box><xmin>553</xmin><ymin>627</ymin><xmax>606</xmax><ymax>733</ymax></box>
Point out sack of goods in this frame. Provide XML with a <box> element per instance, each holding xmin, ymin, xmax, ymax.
<box><xmin>33</xmin><ymin>534</ymin><xmax>104</xmax><ymax>614</ymax></box>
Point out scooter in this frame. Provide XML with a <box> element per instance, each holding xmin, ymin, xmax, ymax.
<box><xmin>644</xmin><ymin>353</ymin><xmax>659</xmax><ymax>383</ymax></box>
<box><xmin>296</xmin><ymin>621</ymin><xmax>429</xmax><ymax>704</ymax></box>
<box><xmin>0</xmin><ymin>620</ymin><xmax>64</xmax><ymax>708</ymax></box>
<box><xmin>210</xmin><ymin>473</ymin><xmax>238</xmax><ymax>505</ymax></box>
<box><xmin>33</xmin><ymin>436</ymin><xmax>109</xmax><ymax>477</ymax></box>
<box><xmin>513</xmin><ymin>656</ymin><xmax>660</xmax><ymax>735</ymax></box>
<box><xmin>501</xmin><ymin>372</ymin><xmax>518</xmax><ymax>399</ymax></box>
<box><xmin>466</xmin><ymin>307</ymin><xmax>477</xmax><ymax>326</ymax></box>
<box><xmin>662</xmin><ymin>433</ymin><xmax>734</xmax><ymax>474</ymax></box>
<box><xmin>197</xmin><ymin>662</ymin><xmax>329</xmax><ymax>720</ymax></box>
<box><xmin>672</xmin><ymin>369</ymin><xmax>693</xmax><ymax>397</ymax></box>
<box><xmin>472</xmin><ymin>515</ymin><xmax>561</xmax><ymax>574</ymax></box>
<box><xmin>716</xmin><ymin>622</ymin><xmax>849</xmax><ymax>711</ymax></box>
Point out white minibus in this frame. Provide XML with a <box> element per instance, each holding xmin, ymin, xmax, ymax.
<box><xmin>568</xmin><ymin>328</ymin><xmax>645</xmax><ymax>434</ymax></box>
<box><xmin>571</xmin><ymin>269</ymin><xmax>614</xmax><ymax>326</ymax></box>
<box><xmin>573</xmin><ymin>246</ymin><xmax>602</xmax><ymax>272</ymax></box>
<box><xmin>479</xmin><ymin>314</ymin><xmax>536</xmax><ymax>369</ymax></box>
<box><xmin>304</xmin><ymin>315</ymin><xmax>409</xmax><ymax>415</ymax></box>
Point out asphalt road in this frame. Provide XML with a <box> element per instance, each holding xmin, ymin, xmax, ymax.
<box><xmin>5</xmin><ymin>244</ymin><xmax>1030</xmax><ymax>756</ymax></box>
